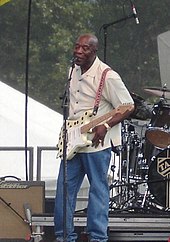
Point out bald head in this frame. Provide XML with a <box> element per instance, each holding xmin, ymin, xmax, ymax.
<box><xmin>73</xmin><ymin>33</ymin><xmax>99</xmax><ymax>73</ymax></box>
<box><xmin>77</xmin><ymin>33</ymin><xmax>98</xmax><ymax>52</ymax></box>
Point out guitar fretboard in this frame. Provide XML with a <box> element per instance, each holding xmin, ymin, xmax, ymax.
<box><xmin>81</xmin><ymin>104</ymin><xmax>133</xmax><ymax>134</ymax></box>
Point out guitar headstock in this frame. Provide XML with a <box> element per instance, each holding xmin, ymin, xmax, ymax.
<box><xmin>116</xmin><ymin>103</ymin><xmax>134</xmax><ymax>113</ymax></box>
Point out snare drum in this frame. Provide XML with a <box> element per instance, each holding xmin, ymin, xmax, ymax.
<box><xmin>148</xmin><ymin>148</ymin><xmax>170</xmax><ymax>208</ymax></box>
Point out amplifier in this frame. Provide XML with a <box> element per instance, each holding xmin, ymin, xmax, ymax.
<box><xmin>0</xmin><ymin>180</ymin><xmax>45</xmax><ymax>239</ymax></box>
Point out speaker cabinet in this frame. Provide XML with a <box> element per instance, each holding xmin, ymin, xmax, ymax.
<box><xmin>0</xmin><ymin>181</ymin><xmax>45</xmax><ymax>239</ymax></box>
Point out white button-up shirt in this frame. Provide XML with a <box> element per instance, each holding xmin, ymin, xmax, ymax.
<box><xmin>68</xmin><ymin>56</ymin><xmax>134</xmax><ymax>153</ymax></box>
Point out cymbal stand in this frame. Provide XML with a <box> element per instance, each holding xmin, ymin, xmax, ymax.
<box><xmin>123</xmin><ymin>120</ymin><xmax>131</xmax><ymax>201</ymax></box>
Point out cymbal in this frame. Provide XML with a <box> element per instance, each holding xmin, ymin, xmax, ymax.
<box><xmin>144</xmin><ymin>87</ymin><xmax>170</xmax><ymax>99</ymax></box>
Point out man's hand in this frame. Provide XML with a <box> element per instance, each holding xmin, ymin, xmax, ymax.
<box><xmin>92</xmin><ymin>124</ymin><xmax>107</xmax><ymax>148</ymax></box>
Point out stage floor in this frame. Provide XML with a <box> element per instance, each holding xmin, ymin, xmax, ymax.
<box><xmin>31</xmin><ymin>210</ymin><xmax>170</xmax><ymax>242</ymax></box>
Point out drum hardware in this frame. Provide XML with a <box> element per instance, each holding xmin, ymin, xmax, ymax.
<box><xmin>145</xmin><ymin>98</ymin><xmax>170</xmax><ymax>149</ymax></box>
<box><xmin>109</xmin><ymin>144</ymin><xmax>143</xmax><ymax>211</ymax></box>
<box><xmin>129</xmin><ymin>92</ymin><xmax>152</xmax><ymax>120</ymax></box>
<box><xmin>109</xmin><ymin>177</ymin><xmax>170</xmax><ymax>214</ymax></box>
<box><xmin>109</xmin><ymin>145</ymin><xmax>123</xmax><ymax>201</ymax></box>
<box><xmin>149</xmin><ymin>97</ymin><xmax>169</xmax><ymax>123</ymax></box>
<box><xmin>121</xmin><ymin>120</ymin><xmax>139</xmax><ymax>201</ymax></box>
<box><xmin>110</xmin><ymin>164</ymin><xmax>116</xmax><ymax>173</ymax></box>
<box><xmin>111</xmin><ymin>120</ymin><xmax>148</xmax><ymax>205</ymax></box>
<box><xmin>144</xmin><ymin>85</ymin><xmax>170</xmax><ymax>99</ymax></box>
<box><xmin>109</xmin><ymin>157</ymin><xmax>170</xmax><ymax>213</ymax></box>
<box><xmin>109</xmin><ymin>88</ymin><xmax>170</xmax><ymax>213</ymax></box>
<box><xmin>109</xmin><ymin>162</ymin><xmax>170</xmax><ymax>214</ymax></box>
<box><xmin>109</xmin><ymin>179</ymin><xmax>150</xmax><ymax>213</ymax></box>
<box><xmin>109</xmin><ymin>180</ymin><xmax>127</xmax><ymax>211</ymax></box>
<box><xmin>122</xmin><ymin>121</ymin><xmax>148</xmax><ymax>180</ymax></box>
<box><xmin>109</xmin><ymin>116</ymin><xmax>170</xmax><ymax>214</ymax></box>
<box><xmin>141</xmin><ymin>184</ymin><xmax>150</xmax><ymax>208</ymax></box>
<box><xmin>110</xmin><ymin>134</ymin><xmax>149</xmax><ymax>211</ymax></box>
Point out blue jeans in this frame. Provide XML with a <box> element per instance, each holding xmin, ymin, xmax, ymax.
<box><xmin>54</xmin><ymin>148</ymin><xmax>111</xmax><ymax>242</ymax></box>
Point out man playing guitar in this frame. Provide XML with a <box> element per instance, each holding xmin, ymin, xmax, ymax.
<box><xmin>54</xmin><ymin>33</ymin><xmax>134</xmax><ymax>242</ymax></box>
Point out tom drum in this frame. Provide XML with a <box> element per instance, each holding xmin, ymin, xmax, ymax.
<box><xmin>146</xmin><ymin>104</ymin><xmax>170</xmax><ymax>149</ymax></box>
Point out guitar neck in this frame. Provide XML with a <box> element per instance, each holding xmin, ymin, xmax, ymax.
<box><xmin>80</xmin><ymin>104</ymin><xmax>132</xmax><ymax>134</ymax></box>
<box><xmin>81</xmin><ymin>109</ymin><xmax>116</xmax><ymax>134</ymax></box>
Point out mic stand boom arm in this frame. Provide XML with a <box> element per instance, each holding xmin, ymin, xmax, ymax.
<box><xmin>102</xmin><ymin>13</ymin><xmax>136</xmax><ymax>63</ymax></box>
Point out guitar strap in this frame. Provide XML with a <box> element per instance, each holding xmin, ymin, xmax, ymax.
<box><xmin>93</xmin><ymin>67</ymin><xmax>111</xmax><ymax>115</ymax></box>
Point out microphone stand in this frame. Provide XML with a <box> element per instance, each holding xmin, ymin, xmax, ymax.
<box><xmin>101</xmin><ymin>13</ymin><xmax>136</xmax><ymax>63</ymax></box>
<box><xmin>61</xmin><ymin>61</ymin><xmax>75</xmax><ymax>242</ymax></box>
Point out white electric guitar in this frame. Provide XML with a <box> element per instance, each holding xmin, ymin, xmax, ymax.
<box><xmin>57</xmin><ymin>104</ymin><xmax>133</xmax><ymax>160</ymax></box>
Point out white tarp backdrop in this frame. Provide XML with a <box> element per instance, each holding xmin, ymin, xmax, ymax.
<box><xmin>0</xmin><ymin>81</ymin><xmax>63</xmax><ymax>195</ymax></box>
<box><xmin>157</xmin><ymin>30</ymin><xmax>170</xmax><ymax>90</ymax></box>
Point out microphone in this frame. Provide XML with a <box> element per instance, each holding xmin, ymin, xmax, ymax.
<box><xmin>70</xmin><ymin>56</ymin><xmax>77</xmax><ymax>68</ymax></box>
<box><xmin>70</xmin><ymin>56</ymin><xmax>77</xmax><ymax>64</ymax></box>
<box><xmin>23</xmin><ymin>203</ymin><xmax>32</xmax><ymax>225</ymax></box>
<box><xmin>130</xmin><ymin>1</ymin><xmax>139</xmax><ymax>24</ymax></box>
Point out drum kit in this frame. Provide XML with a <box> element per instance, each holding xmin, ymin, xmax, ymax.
<box><xmin>110</xmin><ymin>86</ymin><xmax>170</xmax><ymax>213</ymax></box>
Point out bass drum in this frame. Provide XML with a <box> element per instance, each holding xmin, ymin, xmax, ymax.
<box><xmin>148</xmin><ymin>148</ymin><xmax>170</xmax><ymax>208</ymax></box>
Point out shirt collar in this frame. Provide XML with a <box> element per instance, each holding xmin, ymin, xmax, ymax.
<box><xmin>75</xmin><ymin>56</ymin><xmax>100</xmax><ymax>78</ymax></box>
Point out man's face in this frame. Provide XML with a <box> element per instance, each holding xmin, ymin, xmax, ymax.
<box><xmin>73</xmin><ymin>36</ymin><xmax>96</xmax><ymax>68</ymax></box>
